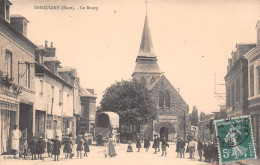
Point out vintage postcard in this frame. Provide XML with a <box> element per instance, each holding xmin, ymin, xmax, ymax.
<box><xmin>0</xmin><ymin>0</ymin><xmax>260</xmax><ymax>165</ymax></box>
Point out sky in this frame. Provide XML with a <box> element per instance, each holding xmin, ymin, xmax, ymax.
<box><xmin>10</xmin><ymin>0</ymin><xmax>260</xmax><ymax>114</ymax></box>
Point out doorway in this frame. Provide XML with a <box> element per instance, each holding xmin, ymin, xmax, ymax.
<box><xmin>19</xmin><ymin>103</ymin><xmax>33</xmax><ymax>142</ymax></box>
<box><xmin>160</xmin><ymin>127</ymin><xmax>168</xmax><ymax>141</ymax></box>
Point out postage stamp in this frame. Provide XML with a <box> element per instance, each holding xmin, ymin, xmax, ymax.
<box><xmin>214</xmin><ymin>115</ymin><xmax>257</xmax><ymax>164</ymax></box>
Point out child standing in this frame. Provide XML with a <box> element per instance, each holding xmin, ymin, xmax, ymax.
<box><xmin>144</xmin><ymin>135</ymin><xmax>150</xmax><ymax>152</ymax></box>
<box><xmin>21</xmin><ymin>141</ymin><xmax>28</xmax><ymax>159</ymax></box>
<box><xmin>29</xmin><ymin>136</ymin><xmax>37</xmax><ymax>160</ymax></box>
<box><xmin>62</xmin><ymin>135</ymin><xmax>73</xmax><ymax>159</ymax></box>
<box><xmin>76</xmin><ymin>135</ymin><xmax>84</xmax><ymax>159</ymax></box>
<box><xmin>36</xmin><ymin>136</ymin><xmax>46</xmax><ymax>160</ymax></box>
<box><xmin>51</xmin><ymin>136</ymin><xmax>61</xmax><ymax>161</ymax></box>
<box><xmin>83</xmin><ymin>135</ymin><xmax>90</xmax><ymax>157</ymax></box>
<box><xmin>136</xmin><ymin>134</ymin><xmax>142</xmax><ymax>152</ymax></box>
<box><xmin>47</xmin><ymin>139</ymin><xmax>53</xmax><ymax>158</ymax></box>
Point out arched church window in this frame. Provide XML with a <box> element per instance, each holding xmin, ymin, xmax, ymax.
<box><xmin>150</xmin><ymin>76</ymin><xmax>156</xmax><ymax>85</ymax></box>
<box><xmin>165</xmin><ymin>91</ymin><xmax>170</xmax><ymax>108</ymax></box>
<box><xmin>141</xmin><ymin>77</ymin><xmax>146</xmax><ymax>85</ymax></box>
<box><xmin>159</xmin><ymin>91</ymin><xmax>164</xmax><ymax>107</ymax></box>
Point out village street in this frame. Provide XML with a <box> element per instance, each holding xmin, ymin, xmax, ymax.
<box><xmin>0</xmin><ymin>142</ymin><xmax>209</xmax><ymax>165</ymax></box>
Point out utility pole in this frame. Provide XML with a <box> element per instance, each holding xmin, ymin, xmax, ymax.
<box><xmin>184</xmin><ymin>112</ymin><xmax>186</xmax><ymax>142</ymax></box>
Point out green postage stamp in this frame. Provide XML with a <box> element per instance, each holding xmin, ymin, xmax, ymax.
<box><xmin>214</xmin><ymin>116</ymin><xmax>257</xmax><ymax>164</ymax></box>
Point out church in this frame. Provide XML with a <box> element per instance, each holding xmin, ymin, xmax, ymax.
<box><xmin>132</xmin><ymin>12</ymin><xmax>190</xmax><ymax>141</ymax></box>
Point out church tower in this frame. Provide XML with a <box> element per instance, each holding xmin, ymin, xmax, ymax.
<box><xmin>132</xmin><ymin>13</ymin><xmax>162</xmax><ymax>86</ymax></box>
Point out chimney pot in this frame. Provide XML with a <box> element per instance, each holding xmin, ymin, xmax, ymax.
<box><xmin>45</xmin><ymin>40</ymin><xmax>48</xmax><ymax>48</ymax></box>
<box><xmin>51</xmin><ymin>42</ymin><xmax>53</xmax><ymax>47</ymax></box>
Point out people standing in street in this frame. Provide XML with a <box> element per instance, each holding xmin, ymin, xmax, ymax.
<box><xmin>203</xmin><ymin>141</ymin><xmax>208</xmax><ymax>162</ymax></box>
<box><xmin>136</xmin><ymin>134</ymin><xmax>142</xmax><ymax>152</ymax></box>
<box><xmin>176</xmin><ymin>138</ymin><xmax>180</xmax><ymax>157</ymax></box>
<box><xmin>76</xmin><ymin>135</ymin><xmax>84</xmax><ymax>159</ymax></box>
<box><xmin>144</xmin><ymin>135</ymin><xmax>150</xmax><ymax>152</ymax></box>
<box><xmin>21</xmin><ymin>140</ymin><xmax>28</xmax><ymax>159</ymax></box>
<box><xmin>83</xmin><ymin>135</ymin><xmax>90</xmax><ymax>157</ymax></box>
<box><xmin>62</xmin><ymin>135</ymin><xmax>73</xmax><ymax>159</ymax></box>
<box><xmin>161</xmin><ymin>136</ymin><xmax>169</xmax><ymax>156</ymax></box>
<box><xmin>36</xmin><ymin>136</ymin><xmax>46</xmax><ymax>160</ymax></box>
<box><xmin>197</xmin><ymin>139</ymin><xmax>203</xmax><ymax>161</ymax></box>
<box><xmin>152</xmin><ymin>134</ymin><xmax>158</xmax><ymax>154</ymax></box>
<box><xmin>10</xmin><ymin>125</ymin><xmax>22</xmax><ymax>159</ymax></box>
<box><xmin>47</xmin><ymin>139</ymin><xmax>53</xmax><ymax>158</ymax></box>
<box><xmin>108</xmin><ymin>134</ymin><xmax>117</xmax><ymax>157</ymax></box>
<box><xmin>157</xmin><ymin>135</ymin><xmax>161</xmax><ymax>152</ymax></box>
<box><xmin>29</xmin><ymin>136</ymin><xmax>37</xmax><ymax>160</ymax></box>
<box><xmin>51</xmin><ymin>136</ymin><xmax>61</xmax><ymax>161</ymax></box>
<box><xmin>179</xmin><ymin>137</ymin><xmax>185</xmax><ymax>158</ymax></box>
<box><xmin>188</xmin><ymin>138</ymin><xmax>196</xmax><ymax>161</ymax></box>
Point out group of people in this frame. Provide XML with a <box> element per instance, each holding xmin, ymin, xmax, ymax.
<box><xmin>19</xmin><ymin>134</ymin><xmax>90</xmax><ymax>161</ymax></box>
<box><xmin>176</xmin><ymin>137</ymin><xmax>219</xmax><ymax>163</ymax></box>
<box><xmin>126</xmin><ymin>134</ymin><xmax>169</xmax><ymax>157</ymax></box>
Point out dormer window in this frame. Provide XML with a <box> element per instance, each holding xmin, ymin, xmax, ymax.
<box><xmin>0</xmin><ymin>0</ymin><xmax>12</xmax><ymax>22</ymax></box>
<box><xmin>5</xmin><ymin>3</ymin><xmax>10</xmax><ymax>21</ymax></box>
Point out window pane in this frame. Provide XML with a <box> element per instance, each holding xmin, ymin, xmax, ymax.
<box><xmin>159</xmin><ymin>91</ymin><xmax>164</xmax><ymax>107</ymax></box>
<box><xmin>165</xmin><ymin>91</ymin><xmax>170</xmax><ymax>107</ymax></box>
<box><xmin>5</xmin><ymin>50</ymin><xmax>12</xmax><ymax>77</ymax></box>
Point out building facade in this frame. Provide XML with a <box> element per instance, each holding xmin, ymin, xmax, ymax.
<box><xmin>244</xmin><ymin>20</ymin><xmax>260</xmax><ymax>156</ymax></box>
<box><xmin>225</xmin><ymin>43</ymin><xmax>256</xmax><ymax>118</ymax></box>
<box><xmin>0</xmin><ymin>0</ymin><xmax>36</xmax><ymax>153</ymax></box>
<box><xmin>0</xmin><ymin>0</ymin><xmax>97</xmax><ymax>154</ymax></box>
<box><xmin>79</xmin><ymin>88</ymin><xmax>97</xmax><ymax>135</ymax></box>
<box><xmin>132</xmin><ymin>13</ymin><xmax>189</xmax><ymax>141</ymax></box>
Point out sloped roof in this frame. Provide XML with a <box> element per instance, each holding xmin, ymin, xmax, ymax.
<box><xmin>80</xmin><ymin>87</ymin><xmax>97</xmax><ymax>98</ymax></box>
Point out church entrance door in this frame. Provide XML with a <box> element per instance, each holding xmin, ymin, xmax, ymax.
<box><xmin>160</xmin><ymin>127</ymin><xmax>168</xmax><ymax>141</ymax></box>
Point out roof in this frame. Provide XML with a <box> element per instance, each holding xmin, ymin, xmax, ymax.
<box><xmin>44</xmin><ymin>57</ymin><xmax>61</xmax><ymax>63</ymax></box>
<box><xmin>10</xmin><ymin>14</ymin><xmax>29</xmax><ymax>23</ymax></box>
<box><xmin>98</xmin><ymin>112</ymin><xmax>119</xmax><ymax>128</ymax></box>
<box><xmin>57</xmin><ymin>67</ymin><xmax>76</xmax><ymax>72</ymax></box>
<box><xmin>80</xmin><ymin>87</ymin><xmax>97</xmax><ymax>98</ymax></box>
<box><xmin>138</xmin><ymin>14</ymin><xmax>156</xmax><ymax>57</ymax></box>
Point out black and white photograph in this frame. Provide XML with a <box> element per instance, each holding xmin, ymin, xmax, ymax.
<box><xmin>0</xmin><ymin>0</ymin><xmax>260</xmax><ymax>164</ymax></box>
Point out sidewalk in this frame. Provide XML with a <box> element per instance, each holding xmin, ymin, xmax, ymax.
<box><xmin>235</xmin><ymin>159</ymin><xmax>260</xmax><ymax>165</ymax></box>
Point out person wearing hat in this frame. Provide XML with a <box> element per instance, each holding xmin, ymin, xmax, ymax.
<box><xmin>83</xmin><ymin>134</ymin><xmax>90</xmax><ymax>157</ymax></box>
<box><xmin>152</xmin><ymin>134</ymin><xmax>158</xmax><ymax>154</ymax></box>
<box><xmin>76</xmin><ymin>134</ymin><xmax>84</xmax><ymax>159</ymax></box>
<box><xmin>29</xmin><ymin>136</ymin><xmax>37</xmax><ymax>160</ymax></box>
<box><xmin>62</xmin><ymin>135</ymin><xmax>73</xmax><ymax>159</ymax></box>
<box><xmin>51</xmin><ymin>136</ymin><xmax>61</xmax><ymax>161</ymax></box>
<box><xmin>144</xmin><ymin>135</ymin><xmax>150</xmax><ymax>152</ymax></box>
<box><xmin>10</xmin><ymin>125</ymin><xmax>21</xmax><ymax>159</ymax></box>
<box><xmin>136</xmin><ymin>134</ymin><xmax>142</xmax><ymax>152</ymax></box>
<box><xmin>36</xmin><ymin>135</ymin><xmax>46</xmax><ymax>160</ymax></box>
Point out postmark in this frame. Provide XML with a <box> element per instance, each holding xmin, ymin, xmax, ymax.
<box><xmin>214</xmin><ymin>116</ymin><xmax>257</xmax><ymax>164</ymax></box>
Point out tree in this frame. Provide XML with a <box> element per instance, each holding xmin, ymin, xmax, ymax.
<box><xmin>200</xmin><ymin>111</ymin><xmax>206</xmax><ymax>121</ymax></box>
<box><xmin>98</xmin><ymin>79</ymin><xmax>157</xmax><ymax>129</ymax></box>
<box><xmin>190</xmin><ymin>106</ymin><xmax>199</xmax><ymax>126</ymax></box>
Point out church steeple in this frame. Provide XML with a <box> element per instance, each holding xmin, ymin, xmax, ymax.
<box><xmin>132</xmin><ymin>6</ymin><xmax>162</xmax><ymax>84</ymax></box>
<box><xmin>139</xmin><ymin>14</ymin><xmax>155</xmax><ymax>57</ymax></box>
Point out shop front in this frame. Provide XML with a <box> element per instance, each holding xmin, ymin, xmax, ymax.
<box><xmin>0</xmin><ymin>96</ymin><xmax>18</xmax><ymax>154</ymax></box>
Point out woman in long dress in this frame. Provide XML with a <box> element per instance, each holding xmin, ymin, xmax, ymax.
<box><xmin>108</xmin><ymin>135</ymin><xmax>117</xmax><ymax>157</ymax></box>
<box><xmin>224</xmin><ymin>122</ymin><xmax>248</xmax><ymax>159</ymax></box>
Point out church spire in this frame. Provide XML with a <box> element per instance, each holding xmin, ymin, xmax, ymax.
<box><xmin>138</xmin><ymin>10</ymin><xmax>155</xmax><ymax>57</ymax></box>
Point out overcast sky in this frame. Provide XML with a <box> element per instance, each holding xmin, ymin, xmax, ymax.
<box><xmin>10</xmin><ymin>0</ymin><xmax>260</xmax><ymax>114</ymax></box>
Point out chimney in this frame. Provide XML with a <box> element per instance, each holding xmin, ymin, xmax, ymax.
<box><xmin>10</xmin><ymin>15</ymin><xmax>29</xmax><ymax>37</ymax></box>
<box><xmin>231</xmin><ymin>51</ymin><xmax>237</xmax><ymax>66</ymax></box>
<box><xmin>228</xmin><ymin>58</ymin><xmax>232</xmax><ymax>71</ymax></box>
<box><xmin>44</xmin><ymin>41</ymin><xmax>56</xmax><ymax>57</ymax></box>
<box><xmin>0</xmin><ymin>0</ymin><xmax>12</xmax><ymax>22</ymax></box>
